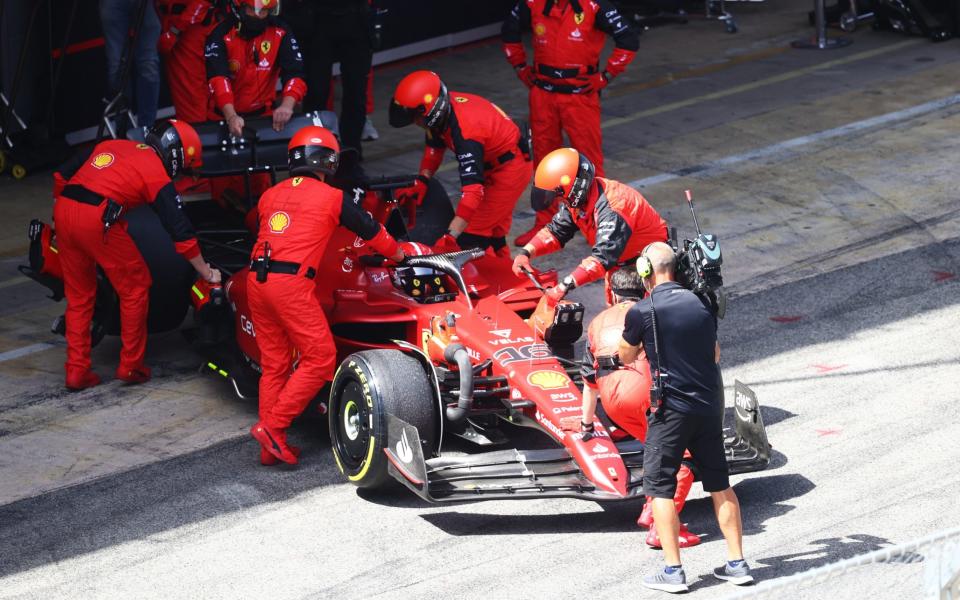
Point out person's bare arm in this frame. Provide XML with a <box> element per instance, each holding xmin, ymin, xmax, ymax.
<box><xmin>581</xmin><ymin>385</ymin><xmax>598</xmax><ymax>426</ymax></box>
<box><xmin>619</xmin><ymin>337</ymin><xmax>640</xmax><ymax>364</ymax></box>
<box><xmin>715</xmin><ymin>341</ymin><xmax>721</xmax><ymax>364</ymax></box>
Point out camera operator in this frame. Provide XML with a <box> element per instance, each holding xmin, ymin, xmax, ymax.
<box><xmin>618</xmin><ymin>242</ymin><xmax>753</xmax><ymax>594</ymax></box>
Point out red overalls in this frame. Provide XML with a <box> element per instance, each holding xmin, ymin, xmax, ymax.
<box><xmin>416</xmin><ymin>92</ymin><xmax>532</xmax><ymax>257</ymax></box>
<box><xmin>584</xmin><ymin>300</ymin><xmax>651</xmax><ymax>441</ymax></box>
<box><xmin>533</xmin><ymin>177</ymin><xmax>668</xmax><ymax>303</ymax></box>
<box><xmin>158</xmin><ymin>0</ymin><xmax>221</xmax><ymax>123</ymax></box>
<box><xmin>205</xmin><ymin>18</ymin><xmax>307</xmax><ymax>205</ymax></box>
<box><xmin>248</xmin><ymin>175</ymin><xmax>398</xmax><ymax>432</ymax></box>
<box><xmin>584</xmin><ymin>299</ymin><xmax>696</xmax><ymax>542</ymax></box>
<box><xmin>502</xmin><ymin>0</ymin><xmax>639</xmax><ymax>235</ymax></box>
<box><xmin>53</xmin><ymin>141</ymin><xmax>200</xmax><ymax>383</ymax></box>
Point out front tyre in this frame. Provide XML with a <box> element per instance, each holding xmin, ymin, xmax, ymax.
<box><xmin>329</xmin><ymin>350</ymin><xmax>437</xmax><ymax>489</ymax></box>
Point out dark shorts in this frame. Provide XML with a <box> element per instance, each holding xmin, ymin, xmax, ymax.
<box><xmin>642</xmin><ymin>407</ymin><xmax>730</xmax><ymax>498</ymax></box>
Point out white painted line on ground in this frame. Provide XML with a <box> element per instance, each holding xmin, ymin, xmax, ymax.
<box><xmin>0</xmin><ymin>342</ymin><xmax>55</xmax><ymax>364</ymax></box>
<box><xmin>629</xmin><ymin>92</ymin><xmax>960</xmax><ymax>189</ymax></box>
<box><xmin>0</xmin><ymin>277</ymin><xmax>28</xmax><ymax>290</ymax></box>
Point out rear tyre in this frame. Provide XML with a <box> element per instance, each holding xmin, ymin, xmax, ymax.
<box><xmin>329</xmin><ymin>349</ymin><xmax>437</xmax><ymax>489</ymax></box>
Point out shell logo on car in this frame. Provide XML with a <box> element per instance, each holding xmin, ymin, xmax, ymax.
<box><xmin>527</xmin><ymin>370</ymin><xmax>570</xmax><ymax>390</ymax></box>
<box><xmin>268</xmin><ymin>211</ymin><xmax>290</xmax><ymax>233</ymax></box>
<box><xmin>91</xmin><ymin>153</ymin><xmax>115</xmax><ymax>169</ymax></box>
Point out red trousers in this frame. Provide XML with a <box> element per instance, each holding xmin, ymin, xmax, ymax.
<box><xmin>464</xmin><ymin>157</ymin><xmax>532</xmax><ymax>239</ymax></box>
<box><xmin>598</xmin><ymin>366</ymin><xmax>652</xmax><ymax>442</ymax></box>
<box><xmin>247</xmin><ymin>272</ymin><xmax>336</xmax><ymax>429</ymax></box>
<box><xmin>53</xmin><ymin>198</ymin><xmax>152</xmax><ymax>376</ymax></box>
<box><xmin>529</xmin><ymin>86</ymin><xmax>605</xmax><ymax>177</ymax></box>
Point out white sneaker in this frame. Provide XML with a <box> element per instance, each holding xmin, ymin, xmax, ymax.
<box><xmin>362</xmin><ymin>117</ymin><xmax>379</xmax><ymax>141</ymax></box>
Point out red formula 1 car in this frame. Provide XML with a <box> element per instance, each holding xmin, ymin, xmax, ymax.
<box><xmin>21</xmin><ymin>114</ymin><xmax>772</xmax><ymax>503</ymax></box>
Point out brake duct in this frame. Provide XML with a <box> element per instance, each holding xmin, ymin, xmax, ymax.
<box><xmin>425</xmin><ymin>312</ymin><xmax>473</xmax><ymax>423</ymax></box>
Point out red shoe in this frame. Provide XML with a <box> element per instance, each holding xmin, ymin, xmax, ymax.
<box><xmin>260</xmin><ymin>444</ymin><xmax>301</xmax><ymax>466</ymax></box>
<box><xmin>637</xmin><ymin>497</ymin><xmax>654</xmax><ymax>529</ymax></box>
<box><xmin>251</xmin><ymin>421</ymin><xmax>298</xmax><ymax>465</ymax></box>
<box><xmin>66</xmin><ymin>369</ymin><xmax>101</xmax><ymax>391</ymax></box>
<box><xmin>116</xmin><ymin>365</ymin><xmax>151</xmax><ymax>384</ymax></box>
<box><xmin>645</xmin><ymin>524</ymin><xmax>702</xmax><ymax>549</ymax></box>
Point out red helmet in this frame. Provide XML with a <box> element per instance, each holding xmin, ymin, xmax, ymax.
<box><xmin>145</xmin><ymin>119</ymin><xmax>202</xmax><ymax>179</ymax></box>
<box><xmin>531</xmin><ymin>148</ymin><xmax>595</xmax><ymax>211</ymax></box>
<box><xmin>389</xmin><ymin>70</ymin><xmax>450</xmax><ymax>129</ymax></box>
<box><xmin>288</xmin><ymin>126</ymin><xmax>340</xmax><ymax>176</ymax></box>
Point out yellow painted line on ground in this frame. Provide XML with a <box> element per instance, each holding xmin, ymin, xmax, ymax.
<box><xmin>604</xmin><ymin>44</ymin><xmax>792</xmax><ymax>100</ymax></box>
<box><xmin>601</xmin><ymin>39</ymin><xmax>922</xmax><ymax>129</ymax></box>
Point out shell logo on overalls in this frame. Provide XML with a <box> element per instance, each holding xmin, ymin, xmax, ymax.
<box><xmin>268</xmin><ymin>211</ymin><xmax>290</xmax><ymax>233</ymax></box>
<box><xmin>92</xmin><ymin>153</ymin><xmax>115</xmax><ymax>169</ymax></box>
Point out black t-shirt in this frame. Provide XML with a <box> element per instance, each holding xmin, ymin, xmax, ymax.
<box><xmin>622</xmin><ymin>282</ymin><xmax>722</xmax><ymax>415</ymax></box>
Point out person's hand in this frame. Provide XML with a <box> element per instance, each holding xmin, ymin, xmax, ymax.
<box><xmin>559</xmin><ymin>416</ymin><xmax>582</xmax><ymax>432</ymax></box>
<box><xmin>158</xmin><ymin>31</ymin><xmax>178</xmax><ymax>54</ymax></box>
<box><xmin>205</xmin><ymin>265</ymin><xmax>222</xmax><ymax>284</ymax></box>
<box><xmin>580</xmin><ymin>421</ymin><xmax>596</xmax><ymax>442</ymax></box>
<box><xmin>226</xmin><ymin>113</ymin><xmax>244</xmax><ymax>138</ymax></box>
<box><xmin>544</xmin><ymin>284</ymin><xmax>567</xmax><ymax>307</ymax></box>
<box><xmin>394</xmin><ymin>178</ymin><xmax>429</xmax><ymax>206</ymax></box>
<box><xmin>515</xmin><ymin>65</ymin><xmax>535</xmax><ymax>89</ymax></box>
<box><xmin>577</xmin><ymin>72</ymin><xmax>609</xmax><ymax>94</ymax></box>
<box><xmin>432</xmin><ymin>233</ymin><xmax>460</xmax><ymax>254</ymax></box>
<box><xmin>272</xmin><ymin>104</ymin><xmax>293</xmax><ymax>131</ymax></box>
<box><xmin>512</xmin><ymin>252</ymin><xmax>532</xmax><ymax>277</ymax></box>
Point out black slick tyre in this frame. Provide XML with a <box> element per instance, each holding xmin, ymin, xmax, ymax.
<box><xmin>329</xmin><ymin>349</ymin><xmax>436</xmax><ymax>489</ymax></box>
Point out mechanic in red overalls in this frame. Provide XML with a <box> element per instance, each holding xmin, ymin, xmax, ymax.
<box><xmin>205</xmin><ymin>0</ymin><xmax>307</xmax><ymax>204</ymax></box>
<box><xmin>158</xmin><ymin>0</ymin><xmax>222</xmax><ymax>123</ymax></box>
<box><xmin>512</xmin><ymin>147</ymin><xmax>667</xmax><ymax>306</ymax></box>
<box><xmin>389</xmin><ymin>70</ymin><xmax>532</xmax><ymax>259</ymax></box>
<box><xmin>52</xmin><ymin>120</ymin><xmax>220</xmax><ymax>390</ymax></box>
<box><xmin>573</xmin><ymin>267</ymin><xmax>700</xmax><ymax>548</ymax></box>
<box><xmin>248</xmin><ymin>126</ymin><xmax>405</xmax><ymax>466</ymax></box>
<box><xmin>502</xmin><ymin>0</ymin><xmax>639</xmax><ymax>246</ymax></box>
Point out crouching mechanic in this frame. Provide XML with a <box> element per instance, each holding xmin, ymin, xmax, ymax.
<box><xmin>570</xmin><ymin>268</ymin><xmax>700</xmax><ymax>549</ymax></box>
<box><xmin>620</xmin><ymin>242</ymin><xmax>752</xmax><ymax>593</ymax></box>
<box><xmin>53</xmin><ymin>119</ymin><xmax>220</xmax><ymax>390</ymax></box>
<box><xmin>248</xmin><ymin>126</ymin><xmax>406</xmax><ymax>466</ymax></box>
<box><xmin>389</xmin><ymin>70</ymin><xmax>532</xmax><ymax>258</ymax></box>
<box><xmin>512</xmin><ymin>147</ymin><xmax>667</xmax><ymax>306</ymax></box>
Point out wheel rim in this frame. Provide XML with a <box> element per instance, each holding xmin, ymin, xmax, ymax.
<box><xmin>333</xmin><ymin>380</ymin><xmax>372</xmax><ymax>470</ymax></box>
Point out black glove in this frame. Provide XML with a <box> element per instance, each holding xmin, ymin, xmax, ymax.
<box><xmin>581</xmin><ymin>421</ymin><xmax>595</xmax><ymax>442</ymax></box>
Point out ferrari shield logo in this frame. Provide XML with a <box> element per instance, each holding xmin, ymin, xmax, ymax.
<box><xmin>260</xmin><ymin>40</ymin><xmax>271</xmax><ymax>55</ymax></box>
<box><xmin>574</xmin><ymin>12</ymin><xmax>585</xmax><ymax>24</ymax></box>
<box><xmin>527</xmin><ymin>370</ymin><xmax>570</xmax><ymax>390</ymax></box>
<box><xmin>136</xmin><ymin>143</ymin><xmax>149</xmax><ymax>150</ymax></box>
<box><xmin>291</xmin><ymin>176</ymin><xmax>304</xmax><ymax>187</ymax></box>
<box><xmin>91</xmin><ymin>152</ymin><xmax>115</xmax><ymax>169</ymax></box>
<box><xmin>268</xmin><ymin>211</ymin><xmax>290</xmax><ymax>233</ymax></box>
<box><xmin>454</xmin><ymin>96</ymin><xmax>468</xmax><ymax>103</ymax></box>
